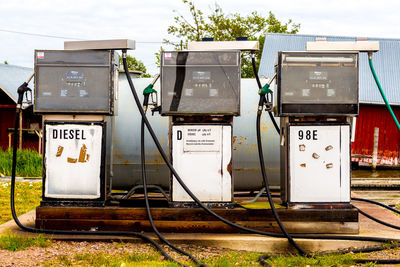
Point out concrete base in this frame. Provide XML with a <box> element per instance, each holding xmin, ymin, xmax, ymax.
<box><xmin>1</xmin><ymin>196</ymin><xmax>400</xmax><ymax>254</ymax></box>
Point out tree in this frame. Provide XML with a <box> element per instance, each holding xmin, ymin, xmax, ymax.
<box><xmin>4</xmin><ymin>60</ymin><xmax>8</xmax><ymax>65</ymax></box>
<box><xmin>164</xmin><ymin>0</ymin><xmax>300</xmax><ymax>77</ymax></box>
<box><xmin>119</xmin><ymin>55</ymin><xmax>151</xmax><ymax>78</ymax></box>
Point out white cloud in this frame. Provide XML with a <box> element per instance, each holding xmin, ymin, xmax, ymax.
<box><xmin>1</xmin><ymin>0</ymin><xmax>400</xmax><ymax>74</ymax></box>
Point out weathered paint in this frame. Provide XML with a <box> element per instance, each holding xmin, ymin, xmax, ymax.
<box><xmin>351</xmin><ymin>104</ymin><xmax>400</xmax><ymax>166</ymax></box>
<box><xmin>45</xmin><ymin>123</ymin><xmax>103</xmax><ymax>199</ymax></box>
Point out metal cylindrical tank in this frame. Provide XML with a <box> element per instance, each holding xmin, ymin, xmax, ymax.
<box><xmin>112</xmin><ymin>74</ymin><xmax>280</xmax><ymax>191</ymax></box>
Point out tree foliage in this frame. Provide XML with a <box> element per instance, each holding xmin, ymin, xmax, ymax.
<box><xmin>165</xmin><ymin>0</ymin><xmax>300</xmax><ymax>77</ymax></box>
<box><xmin>119</xmin><ymin>55</ymin><xmax>151</xmax><ymax>78</ymax></box>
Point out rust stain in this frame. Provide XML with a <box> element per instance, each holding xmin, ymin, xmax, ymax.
<box><xmin>67</xmin><ymin>157</ymin><xmax>77</xmax><ymax>163</ymax></box>
<box><xmin>113</xmin><ymin>149</ymin><xmax>124</xmax><ymax>160</ymax></box>
<box><xmin>312</xmin><ymin>153</ymin><xmax>320</xmax><ymax>159</ymax></box>
<box><xmin>56</xmin><ymin>146</ymin><xmax>64</xmax><ymax>157</ymax></box>
<box><xmin>78</xmin><ymin>144</ymin><xmax>89</xmax><ymax>163</ymax></box>
<box><xmin>299</xmin><ymin>144</ymin><xmax>305</xmax><ymax>151</ymax></box>
<box><xmin>232</xmin><ymin>136</ymin><xmax>237</xmax><ymax>151</ymax></box>
<box><xmin>226</xmin><ymin>160</ymin><xmax>232</xmax><ymax>174</ymax></box>
<box><xmin>300</xmin><ymin>163</ymin><xmax>306</xmax><ymax>168</ymax></box>
<box><xmin>326</xmin><ymin>163</ymin><xmax>333</xmax><ymax>169</ymax></box>
<box><xmin>233</xmin><ymin>167</ymin><xmax>279</xmax><ymax>171</ymax></box>
<box><xmin>325</xmin><ymin>145</ymin><xmax>333</xmax><ymax>151</ymax></box>
<box><xmin>260</xmin><ymin>122</ymin><xmax>269</xmax><ymax>132</ymax></box>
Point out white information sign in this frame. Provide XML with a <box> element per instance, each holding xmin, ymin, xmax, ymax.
<box><xmin>44</xmin><ymin>123</ymin><xmax>103</xmax><ymax>199</ymax></box>
<box><xmin>183</xmin><ymin>125</ymin><xmax>221</xmax><ymax>152</ymax></box>
<box><xmin>172</xmin><ymin>125</ymin><xmax>232</xmax><ymax>202</ymax></box>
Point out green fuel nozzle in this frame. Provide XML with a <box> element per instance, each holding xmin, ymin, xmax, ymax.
<box><xmin>143</xmin><ymin>74</ymin><xmax>161</xmax><ymax>113</ymax></box>
<box><xmin>258</xmin><ymin>83</ymin><xmax>273</xmax><ymax>96</ymax></box>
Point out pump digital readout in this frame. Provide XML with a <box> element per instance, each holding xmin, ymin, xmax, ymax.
<box><xmin>276</xmin><ymin>51</ymin><xmax>359</xmax><ymax>116</ymax></box>
<box><xmin>34</xmin><ymin>50</ymin><xmax>118</xmax><ymax>114</ymax></box>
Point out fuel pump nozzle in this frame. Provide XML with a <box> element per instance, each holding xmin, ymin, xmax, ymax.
<box><xmin>16</xmin><ymin>73</ymin><xmax>34</xmax><ymax>109</ymax></box>
<box><xmin>257</xmin><ymin>74</ymin><xmax>275</xmax><ymax>114</ymax></box>
<box><xmin>258</xmin><ymin>82</ymin><xmax>273</xmax><ymax>111</ymax></box>
<box><xmin>142</xmin><ymin>74</ymin><xmax>160</xmax><ymax>113</ymax></box>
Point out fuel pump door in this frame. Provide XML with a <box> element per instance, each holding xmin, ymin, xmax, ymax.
<box><xmin>288</xmin><ymin>125</ymin><xmax>350</xmax><ymax>203</ymax></box>
<box><xmin>171</xmin><ymin>125</ymin><xmax>232</xmax><ymax>202</ymax></box>
<box><xmin>44</xmin><ymin>122</ymin><xmax>104</xmax><ymax>199</ymax></box>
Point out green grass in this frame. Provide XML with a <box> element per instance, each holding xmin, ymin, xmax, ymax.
<box><xmin>0</xmin><ymin>232</ymin><xmax>51</xmax><ymax>251</ymax></box>
<box><xmin>41</xmin><ymin>248</ymin><xmax>381</xmax><ymax>267</ymax></box>
<box><xmin>266</xmin><ymin>253</ymin><xmax>362</xmax><ymax>266</ymax></box>
<box><xmin>0</xmin><ymin>148</ymin><xmax>42</xmax><ymax>177</ymax></box>
<box><xmin>45</xmin><ymin>251</ymin><xmax>179</xmax><ymax>267</ymax></box>
<box><xmin>0</xmin><ymin>181</ymin><xmax>42</xmax><ymax>224</ymax></box>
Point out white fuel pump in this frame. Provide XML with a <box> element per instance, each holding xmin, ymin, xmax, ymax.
<box><xmin>276</xmin><ymin>51</ymin><xmax>359</xmax><ymax>206</ymax></box>
<box><xmin>34</xmin><ymin>40</ymin><xmax>134</xmax><ymax>206</ymax></box>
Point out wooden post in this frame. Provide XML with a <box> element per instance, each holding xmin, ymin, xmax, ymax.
<box><xmin>372</xmin><ymin>127</ymin><xmax>379</xmax><ymax>170</ymax></box>
<box><xmin>8</xmin><ymin>132</ymin><xmax>12</xmax><ymax>148</ymax></box>
<box><xmin>35</xmin><ymin>129</ymin><xmax>43</xmax><ymax>155</ymax></box>
<box><xmin>19</xmin><ymin>112</ymin><xmax>22</xmax><ymax>150</ymax></box>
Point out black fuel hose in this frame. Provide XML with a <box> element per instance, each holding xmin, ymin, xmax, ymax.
<box><xmin>352</xmin><ymin>197</ymin><xmax>400</xmax><ymax>231</ymax></box>
<box><xmin>352</xmin><ymin>197</ymin><xmax>400</xmax><ymax>215</ymax></box>
<box><xmin>256</xmin><ymin>111</ymin><xmax>307</xmax><ymax>256</ymax></box>
<box><xmin>10</xmin><ymin>85</ymin><xmax>176</xmax><ymax>263</ymax></box>
<box><xmin>252</xmin><ymin>52</ymin><xmax>306</xmax><ymax>255</ymax></box>
<box><xmin>140</xmin><ymin>117</ymin><xmax>207</xmax><ymax>267</ymax></box>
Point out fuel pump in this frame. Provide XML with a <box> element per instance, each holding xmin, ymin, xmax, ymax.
<box><xmin>160</xmin><ymin>41</ymin><xmax>258</xmax><ymax>207</ymax></box>
<box><xmin>34</xmin><ymin>40</ymin><xmax>134</xmax><ymax>206</ymax></box>
<box><xmin>276</xmin><ymin>51</ymin><xmax>359</xmax><ymax>207</ymax></box>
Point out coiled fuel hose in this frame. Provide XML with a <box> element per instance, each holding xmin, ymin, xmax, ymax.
<box><xmin>10</xmin><ymin>78</ymin><xmax>178</xmax><ymax>264</ymax></box>
<box><xmin>122</xmin><ymin>52</ymin><xmax>400</xmax><ymax>266</ymax></box>
<box><xmin>368</xmin><ymin>52</ymin><xmax>400</xmax><ymax>131</ymax></box>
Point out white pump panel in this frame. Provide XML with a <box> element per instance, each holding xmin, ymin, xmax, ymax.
<box><xmin>288</xmin><ymin>125</ymin><xmax>350</xmax><ymax>202</ymax></box>
<box><xmin>172</xmin><ymin>125</ymin><xmax>232</xmax><ymax>202</ymax></box>
<box><xmin>44</xmin><ymin>123</ymin><xmax>103</xmax><ymax>199</ymax></box>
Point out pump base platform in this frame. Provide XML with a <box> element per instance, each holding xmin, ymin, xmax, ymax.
<box><xmin>35</xmin><ymin>205</ymin><xmax>359</xmax><ymax>234</ymax></box>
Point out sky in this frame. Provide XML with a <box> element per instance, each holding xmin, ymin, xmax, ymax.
<box><xmin>1</xmin><ymin>0</ymin><xmax>400</xmax><ymax>75</ymax></box>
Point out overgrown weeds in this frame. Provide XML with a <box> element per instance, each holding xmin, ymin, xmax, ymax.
<box><xmin>0</xmin><ymin>148</ymin><xmax>42</xmax><ymax>177</ymax></box>
<box><xmin>0</xmin><ymin>232</ymin><xmax>51</xmax><ymax>251</ymax></box>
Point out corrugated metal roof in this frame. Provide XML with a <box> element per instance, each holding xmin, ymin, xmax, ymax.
<box><xmin>259</xmin><ymin>33</ymin><xmax>400</xmax><ymax>105</ymax></box>
<box><xmin>0</xmin><ymin>63</ymin><xmax>34</xmax><ymax>104</ymax></box>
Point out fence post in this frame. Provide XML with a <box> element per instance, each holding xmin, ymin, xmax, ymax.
<box><xmin>372</xmin><ymin>127</ymin><xmax>379</xmax><ymax>170</ymax></box>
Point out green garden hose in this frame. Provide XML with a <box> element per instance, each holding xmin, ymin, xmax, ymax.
<box><xmin>368</xmin><ymin>53</ymin><xmax>400</xmax><ymax>131</ymax></box>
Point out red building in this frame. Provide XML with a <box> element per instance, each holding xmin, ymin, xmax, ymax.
<box><xmin>352</xmin><ymin>104</ymin><xmax>400</xmax><ymax>166</ymax></box>
<box><xmin>0</xmin><ymin>64</ymin><xmax>42</xmax><ymax>152</ymax></box>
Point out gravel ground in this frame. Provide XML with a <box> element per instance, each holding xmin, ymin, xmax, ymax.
<box><xmin>0</xmin><ymin>240</ymin><xmax>251</xmax><ymax>266</ymax></box>
<box><xmin>2</xmin><ymin>240</ymin><xmax>400</xmax><ymax>266</ymax></box>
